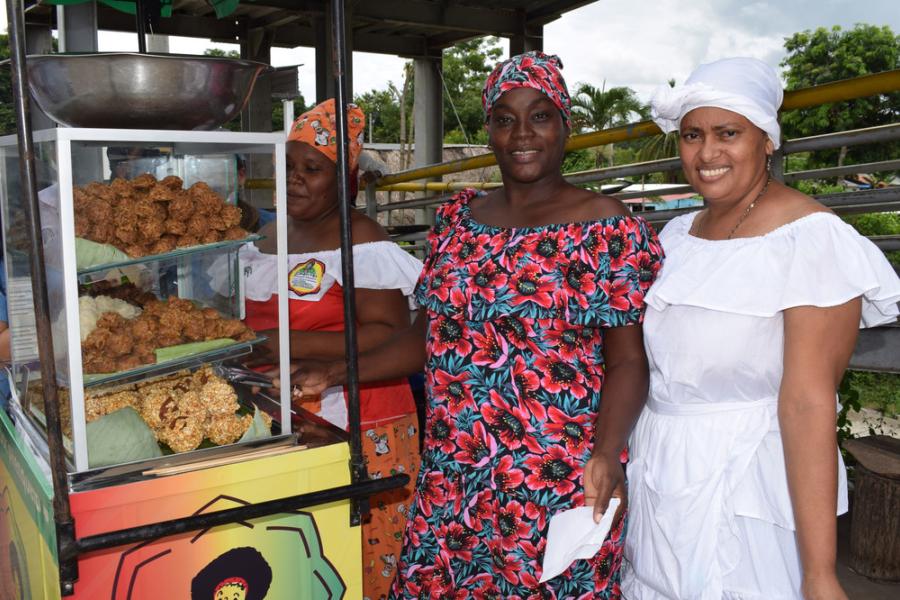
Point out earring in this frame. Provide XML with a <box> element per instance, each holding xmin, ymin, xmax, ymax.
<box><xmin>766</xmin><ymin>154</ymin><xmax>772</xmax><ymax>172</ymax></box>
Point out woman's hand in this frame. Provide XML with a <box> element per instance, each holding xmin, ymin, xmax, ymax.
<box><xmin>801</xmin><ymin>572</ymin><xmax>848</xmax><ymax>600</ymax></box>
<box><xmin>583</xmin><ymin>453</ymin><xmax>627</xmax><ymax>525</ymax></box>
<box><xmin>285</xmin><ymin>359</ymin><xmax>344</xmax><ymax>397</ymax></box>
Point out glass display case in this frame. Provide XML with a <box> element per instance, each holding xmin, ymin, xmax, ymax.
<box><xmin>0</xmin><ymin>128</ymin><xmax>292</xmax><ymax>473</ymax></box>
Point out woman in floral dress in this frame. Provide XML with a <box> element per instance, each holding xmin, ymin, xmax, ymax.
<box><xmin>294</xmin><ymin>52</ymin><xmax>664</xmax><ymax>599</ymax></box>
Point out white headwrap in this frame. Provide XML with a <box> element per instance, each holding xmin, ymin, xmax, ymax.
<box><xmin>650</xmin><ymin>57</ymin><xmax>784</xmax><ymax>149</ymax></box>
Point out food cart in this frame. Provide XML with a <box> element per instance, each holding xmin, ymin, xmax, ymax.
<box><xmin>0</xmin><ymin>1</ymin><xmax>401</xmax><ymax>598</ymax></box>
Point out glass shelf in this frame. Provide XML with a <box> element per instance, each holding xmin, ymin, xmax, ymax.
<box><xmin>82</xmin><ymin>336</ymin><xmax>267</xmax><ymax>388</ymax></box>
<box><xmin>77</xmin><ymin>234</ymin><xmax>263</xmax><ymax>279</ymax></box>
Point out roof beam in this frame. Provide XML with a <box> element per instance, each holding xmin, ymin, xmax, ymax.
<box><xmin>351</xmin><ymin>0</ymin><xmax>521</xmax><ymax>36</ymax></box>
<box><xmin>526</xmin><ymin>0</ymin><xmax>596</xmax><ymax>24</ymax></box>
<box><xmin>95</xmin><ymin>5</ymin><xmax>241</xmax><ymax>40</ymax></box>
<box><xmin>271</xmin><ymin>22</ymin><xmax>430</xmax><ymax>56</ymax></box>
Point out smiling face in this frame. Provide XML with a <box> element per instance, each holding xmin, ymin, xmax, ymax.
<box><xmin>285</xmin><ymin>141</ymin><xmax>338</xmax><ymax>221</ymax></box>
<box><xmin>487</xmin><ymin>87</ymin><xmax>569</xmax><ymax>185</ymax></box>
<box><xmin>214</xmin><ymin>581</ymin><xmax>247</xmax><ymax>600</ymax></box>
<box><xmin>678</xmin><ymin>106</ymin><xmax>774</xmax><ymax>204</ymax></box>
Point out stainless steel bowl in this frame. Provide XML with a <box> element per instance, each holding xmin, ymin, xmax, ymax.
<box><xmin>27</xmin><ymin>53</ymin><xmax>270</xmax><ymax>130</ymax></box>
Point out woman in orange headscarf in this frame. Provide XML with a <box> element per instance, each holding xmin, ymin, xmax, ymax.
<box><xmin>242</xmin><ymin>99</ymin><xmax>423</xmax><ymax>598</ymax></box>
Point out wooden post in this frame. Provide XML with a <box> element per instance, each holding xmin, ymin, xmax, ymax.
<box><xmin>843</xmin><ymin>435</ymin><xmax>900</xmax><ymax>581</ymax></box>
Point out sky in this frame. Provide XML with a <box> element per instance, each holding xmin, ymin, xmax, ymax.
<box><xmin>2</xmin><ymin>0</ymin><xmax>899</xmax><ymax>104</ymax></box>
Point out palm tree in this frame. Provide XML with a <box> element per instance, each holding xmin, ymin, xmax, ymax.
<box><xmin>636</xmin><ymin>79</ymin><xmax>681</xmax><ymax>183</ymax></box>
<box><xmin>570</xmin><ymin>81</ymin><xmax>648</xmax><ymax>166</ymax></box>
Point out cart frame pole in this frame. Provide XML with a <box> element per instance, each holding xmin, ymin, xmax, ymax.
<box><xmin>330</xmin><ymin>0</ymin><xmax>369</xmax><ymax>526</ymax></box>
<box><xmin>5</xmin><ymin>0</ymin><xmax>79</xmax><ymax>594</ymax></box>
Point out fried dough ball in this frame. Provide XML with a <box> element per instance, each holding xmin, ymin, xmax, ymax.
<box><xmin>131</xmin><ymin>317</ymin><xmax>158</xmax><ymax>342</ymax></box>
<box><xmin>105</xmin><ymin>331</ymin><xmax>134</xmax><ymax>357</ymax></box>
<box><xmin>237</xmin><ymin>329</ymin><xmax>257</xmax><ymax>342</ymax></box>
<box><xmin>141</xmin><ymin>389</ymin><xmax>179</xmax><ymax>429</ymax></box>
<box><xmin>201</xmin><ymin>230</ymin><xmax>220</xmax><ymax>245</ymax></box>
<box><xmin>160</xmin><ymin>307</ymin><xmax>191</xmax><ymax>334</ymax></box>
<box><xmin>176</xmin><ymin>235</ymin><xmax>199</xmax><ymax>248</ymax></box>
<box><xmin>188</xmin><ymin>181</ymin><xmax>215</xmax><ymax>198</ymax></box>
<box><xmin>133</xmin><ymin>198</ymin><xmax>161</xmax><ymax>221</ymax></box>
<box><xmin>160</xmin><ymin>416</ymin><xmax>205</xmax><ymax>453</ymax></box>
<box><xmin>109</xmin><ymin>178</ymin><xmax>132</xmax><ymax>197</ymax></box>
<box><xmin>85</xmin><ymin>198</ymin><xmax>114</xmax><ymax>224</ymax></box>
<box><xmin>116</xmin><ymin>355</ymin><xmax>143</xmax><ymax>371</ymax></box>
<box><xmin>207</xmin><ymin>215</ymin><xmax>227</xmax><ymax>232</ymax></box>
<box><xmin>194</xmin><ymin>194</ymin><xmax>223</xmax><ymax>215</ymax></box>
<box><xmin>213</xmin><ymin>319</ymin><xmax>251</xmax><ymax>339</ymax></box>
<box><xmin>132</xmin><ymin>338</ymin><xmax>156</xmax><ymax>357</ymax></box>
<box><xmin>182</xmin><ymin>318</ymin><xmax>207</xmax><ymax>342</ymax></box>
<box><xmin>199</xmin><ymin>379</ymin><xmax>239</xmax><ymax>415</ymax></box>
<box><xmin>74</xmin><ymin>186</ymin><xmax>90</xmax><ymax>207</ymax></box>
<box><xmin>90</xmin><ymin>222</ymin><xmax>113</xmax><ymax>244</ymax></box>
<box><xmin>206</xmin><ymin>414</ymin><xmax>250</xmax><ymax>446</ymax></box>
<box><xmin>85</xmin><ymin>391</ymin><xmax>138</xmax><ymax>422</ymax></box>
<box><xmin>148</xmin><ymin>184</ymin><xmax>175</xmax><ymax>202</ymax></box>
<box><xmin>141</xmin><ymin>299</ymin><xmax>168</xmax><ymax>318</ymax></box>
<box><xmin>82</xmin><ymin>328</ymin><xmax>112</xmax><ymax>352</ymax></box>
<box><xmin>75</xmin><ymin>217</ymin><xmax>91</xmax><ymax>238</ymax></box>
<box><xmin>138</xmin><ymin>218</ymin><xmax>166</xmax><ymax>242</ymax></box>
<box><xmin>130</xmin><ymin>173</ymin><xmax>157</xmax><ymax>190</ymax></box>
<box><xmin>201</xmin><ymin>307</ymin><xmax>221</xmax><ymax>321</ymax></box>
<box><xmin>221</xmin><ymin>205</ymin><xmax>242</xmax><ymax>229</ymax></box>
<box><xmin>167</xmin><ymin>194</ymin><xmax>194</xmax><ymax>221</ymax></box>
<box><xmin>186</xmin><ymin>214</ymin><xmax>211</xmax><ymax>238</ymax></box>
<box><xmin>149</xmin><ymin>236</ymin><xmax>177</xmax><ymax>254</ymax></box>
<box><xmin>157</xmin><ymin>326</ymin><xmax>183</xmax><ymax>348</ymax></box>
<box><xmin>115</xmin><ymin>226</ymin><xmax>139</xmax><ymax>246</ymax></box>
<box><xmin>160</xmin><ymin>175</ymin><xmax>183</xmax><ymax>190</ymax></box>
<box><xmin>96</xmin><ymin>311</ymin><xmax>128</xmax><ymax>330</ymax></box>
<box><xmin>164</xmin><ymin>218</ymin><xmax>187</xmax><ymax>236</ymax></box>
<box><xmin>123</xmin><ymin>244</ymin><xmax>146</xmax><ymax>258</ymax></box>
<box><xmin>167</xmin><ymin>297</ymin><xmax>195</xmax><ymax>312</ymax></box>
<box><xmin>84</xmin><ymin>354</ymin><xmax>118</xmax><ymax>374</ymax></box>
<box><xmin>223</xmin><ymin>226</ymin><xmax>248</xmax><ymax>241</ymax></box>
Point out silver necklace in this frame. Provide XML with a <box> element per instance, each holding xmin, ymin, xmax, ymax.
<box><xmin>695</xmin><ymin>176</ymin><xmax>772</xmax><ymax>240</ymax></box>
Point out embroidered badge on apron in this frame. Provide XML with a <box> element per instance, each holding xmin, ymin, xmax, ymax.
<box><xmin>289</xmin><ymin>259</ymin><xmax>326</xmax><ymax>296</ymax></box>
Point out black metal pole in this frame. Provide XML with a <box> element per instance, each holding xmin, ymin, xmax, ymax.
<box><xmin>135</xmin><ymin>0</ymin><xmax>148</xmax><ymax>53</ymax></box>
<box><xmin>5</xmin><ymin>0</ymin><xmax>78</xmax><ymax>595</ymax></box>
<box><xmin>330</xmin><ymin>0</ymin><xmax>368</xmax><ymax>526</ymax></box>
<box><xmin>76</xmin><ymin>474</ymin><xmax>409</xmax><ymax>554</ymax></box>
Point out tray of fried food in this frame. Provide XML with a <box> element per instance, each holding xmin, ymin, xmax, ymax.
<box><xmin>73</xmin><ymin>174</ymin><xmax>248</xmax><ymax>259</ymax></box>
<box><xmin>81</xmin><ymin>296</ymin><xmax>258</xmax><ymax>375</ymax></box>
<box><xmin>29</xmin><ymin>367</ymin><xmax>273</xmax><ymax>454</ymax></box>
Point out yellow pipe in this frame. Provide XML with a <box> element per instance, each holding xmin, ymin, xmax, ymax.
<box><xmin>246</xmin><ymin>178</ymin><xmax>275</xmax><ymax>190</ymax></box>
<box><xmin>377</xmin><ymin>69</ymin><xmax>900</xmax><ymax>186</ymax></box>
<box><xmin>379</xmin><ymin>181</ymin><xmax>503</xmax><ymax>193</ymax></box>
<box><xmin>781</xmin><ymin>69</ymin><xmax>900</xmax><ymax>110</ymax></box>
<box><xmin>250</xmin><ymin>69</ymin><xmax>900</xmax><ymax>191</ymax></box>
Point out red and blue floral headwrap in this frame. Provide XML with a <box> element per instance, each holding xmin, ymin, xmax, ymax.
<box><xmin>482</xmin><ymin>51</ymin><xmax>571</xmax><ymax>127</ymax></box>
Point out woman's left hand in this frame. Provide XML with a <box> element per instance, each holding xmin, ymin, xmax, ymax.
<box><xmin>583</xmin><ymin>453</ymin><xmax>627</xmax><ymax>525</ymax></box>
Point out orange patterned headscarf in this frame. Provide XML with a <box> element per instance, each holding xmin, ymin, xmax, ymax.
<box><xmin>287</xmin><ymin>99</ymin><xmax>365</xmax><ymax>169</ymax></box>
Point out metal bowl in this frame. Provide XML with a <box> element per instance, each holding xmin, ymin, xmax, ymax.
<box><xmin>27</xmin><ymin>53</ymin><xmax>270</xmax><ymax>130</ymax></box>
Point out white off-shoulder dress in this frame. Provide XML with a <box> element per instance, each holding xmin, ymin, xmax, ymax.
<box><xmin>622</xmin><ymin>212</ymin><xmax>900</xmax><ymax>600</ymax></box>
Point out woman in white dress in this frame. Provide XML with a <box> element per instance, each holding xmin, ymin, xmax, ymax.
<box><xmin>622</xmin><ymin>57</ymin><xmax>900</xmax><ymax>600</ymax></box>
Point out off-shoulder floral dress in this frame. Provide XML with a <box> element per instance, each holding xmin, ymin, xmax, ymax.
<box><xmin>390</xmin><ymin>189</ymin><xmax>664</xmax><ymax>599</ymax></box>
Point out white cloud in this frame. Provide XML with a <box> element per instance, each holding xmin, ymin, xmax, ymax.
<box><xmin>3</xmin><ymin>0</ymin><xmax>898</xmax><ymax>104</ymax></box>
<box><xmin>543</xmin><ymin>0</ymin><xmax>900</xmax><ymax>101</ymax></box>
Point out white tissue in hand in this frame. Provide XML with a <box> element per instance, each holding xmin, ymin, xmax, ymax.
<box><xmin>539</xmin><ymin>499</ymin><xmax>620</xmax><ymax>583</ymax></box>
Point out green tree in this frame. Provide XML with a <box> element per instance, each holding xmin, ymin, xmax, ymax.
<box><xmin>569</xmin><ymin>82</ymin><xmax>647</xmax><ymax>166</ymax></box>
<box><xmin>0</xmin><ymin>35</ymin><xmax>14</xmax><ymax>135</ymax></box>
<box><xmin>203</xmin><ymin>48</ymin><xmax>240</xmax><ymax>58</ymax></box>
<box><xmin>356</xmin><ymin>86</ymin><xmax>406</xmax><ymax>143</ymax></box>
<box><xmin>780</xmin><ymin>24</ymin><xmax>900</xmax><ymax>167</ymax></box>
<box><xmin>440</xmin><ymin>37</ymin><xmax>503</xmax><ymax>144</ymax></box>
